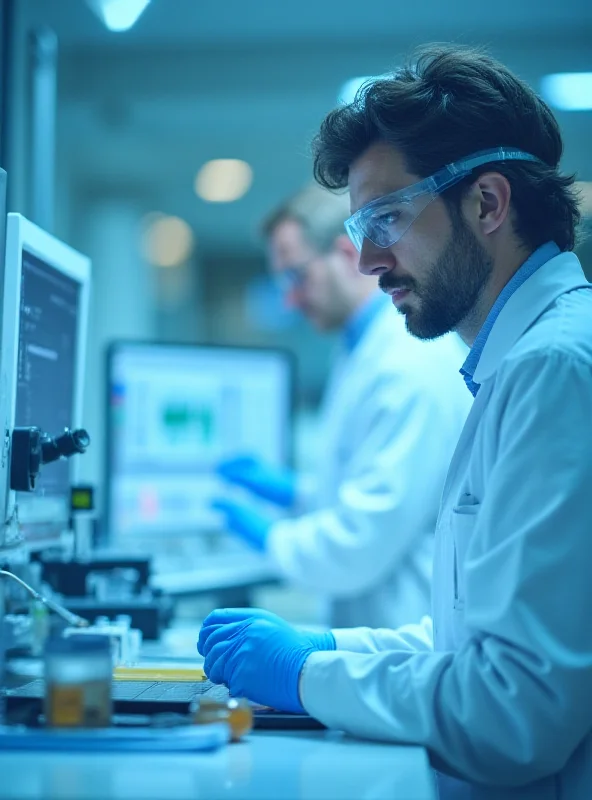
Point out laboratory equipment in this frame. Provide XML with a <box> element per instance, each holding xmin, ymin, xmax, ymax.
<box><xmin>105</xmin><ymin>342</ymin><xmax>294</xmax><ymax>545</ymax></box>
<box><xmin>62</xmin><ymin>614</ymin><xmax>143</xmax><ymax>665</ymax></box>
<box><xmin>0</xmin><ymin>213</ymin><xmax>91</xmax><ymax>695</ymax></box>
<box><xmin>192</xmin><ymin>697</ymin><xmax>253</xmax><ymax>741</ymax></box>
<box><xmin>0</xmin><ymin>169</ymin><xmax>9</xmax><ymax>543</ymax></box>
<box><xmin>44</xmin><ymin>634</ymin><xmax>112</xmax><ymax>728</ymax></box>
<box><xmin>1</xmin><ymin>212</ymin><xmax>91</xmax><ymax>549</ymax></box>
<box><xmin>10</xmin><ymin>425</ymin><xmax>90</xmax><ymax>492</ymax></box>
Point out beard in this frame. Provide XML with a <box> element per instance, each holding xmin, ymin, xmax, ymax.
<box><xmin>380</xmin><ymin>213</ymin><xmax>493</xmax><ymax>340</ymax></box>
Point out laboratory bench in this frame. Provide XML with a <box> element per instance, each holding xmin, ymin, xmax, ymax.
<box><xmin>1</xmin><ymin>624</ymin><xmax>436</xmax><ymax>799</ymax></box>
<box><xmin>0</xmin><ymin>729</ymin><xmax>435</xmax><ymax>800</ymax></box>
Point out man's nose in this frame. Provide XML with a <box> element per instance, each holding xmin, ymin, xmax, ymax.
<box><xmin>357</xmin><ymin>238</ymin><xmax>396</xmax><ymax>276</ymax></box>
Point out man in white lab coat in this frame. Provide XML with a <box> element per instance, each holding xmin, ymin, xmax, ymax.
<box><xmin>214</xmin><ymin>183</ymin><xmax>471</xmax><ymax>629</ymax></box>
<box><xmin>199</xmin><ymin>45</ymin><xmax>591</xmax><ymax>798</ymax></box>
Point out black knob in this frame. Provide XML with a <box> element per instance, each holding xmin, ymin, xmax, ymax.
<box><xmin>53</xmin><ymin>428</ymin><xmax>91</xmax><ymax>458</ymax></box>
<box><xmin>40</xmin><ymin>428</ymin><xmax>91</xmax><ymax>464</ymax></box>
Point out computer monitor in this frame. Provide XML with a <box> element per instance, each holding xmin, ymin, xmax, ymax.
<box><xmin>0</xmin><ymin>168</ymin><xmax>8</xmax><ymax>546</ymax></box>
<box><xmin>1</xmin><ymin>213</ymin><xmax>91</xmax><ymax>546</ymax></box>
<box><xmin>106</xmin><ymin>342</ymin><xmax>294</xmax><ymax>546</ymax></box>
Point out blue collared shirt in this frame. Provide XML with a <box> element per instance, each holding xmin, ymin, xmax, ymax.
<box><xmin>460</xmin><ymin>241</ymin><xmax>561</xmax><ymax>396</ymax></box>
<box><xmin>344</xmin><ymin>291</ymin><xmax>387</xmax><ymax>352</ymax></box>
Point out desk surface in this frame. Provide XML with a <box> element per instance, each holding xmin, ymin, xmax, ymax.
<box><xmin>0</xmin><ymin>730</ymin><xmax>435</xmax><ymax>800</ymax></box>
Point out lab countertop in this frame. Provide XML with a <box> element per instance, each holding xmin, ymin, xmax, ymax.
<box><xmin>151</xmin><ymin>558</ymin><xmax>279</xmax><ymax>595</ymax></box>
<box><xmin>0</xmin><ymin>729</ymin><xmax>436</xmax><ymax>800</ymax></box>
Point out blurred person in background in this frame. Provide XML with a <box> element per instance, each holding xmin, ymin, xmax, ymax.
<box><xmin>200</xmin><ymin>45</ymin><xmax>592</xmax><ymax>799</ymax></box>
<box><xmin>213</xmin><ymin>183</ymin><xmax>472</xmax><ymax>629</ymax></box>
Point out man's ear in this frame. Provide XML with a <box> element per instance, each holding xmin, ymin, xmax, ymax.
<box><xmin>469</xmin><ymin>172</ymin><xmax>512</xmax><ymax>236</ymax></box>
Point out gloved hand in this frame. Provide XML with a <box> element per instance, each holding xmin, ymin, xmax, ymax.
<box><xmin>200</xmin><ymin>608</ymin><xmax>336</xmax><ymax>651</ymax></box>
<box><xmin>197</xmin><ymin>609</ymin><xmax>336</xmax><ymax>713</ymax></box>
<box><xmin>211</xmin><ymin>498</ymin><xmax>271</xmax><ymax>552</ymax></box>
<box><xmin>216</xmin><ymin>456</ymin><xmax>295</xmax><ymax>508</ymax></box>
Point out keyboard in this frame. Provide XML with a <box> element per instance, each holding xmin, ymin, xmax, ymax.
<box><xmin>6</xmin><ymin>677</ymin><xmax>229</xmax><ymax>715</ymax></box>
<box><xmin>5</xmin><ymin>677</ymin><xmax>326</xmax><ymax>730</ymax></box>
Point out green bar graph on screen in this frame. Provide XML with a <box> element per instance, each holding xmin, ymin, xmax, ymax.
<box><xmin>162</xmin><ymin>401</ymin><xmax>215</xmax><ymax>445</ymax></box>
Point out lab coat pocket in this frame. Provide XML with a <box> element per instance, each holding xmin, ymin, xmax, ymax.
<box><xmin>451</xmin><ymin>503</ymin><xmax>479</xmax><ymax>611</ymax></box>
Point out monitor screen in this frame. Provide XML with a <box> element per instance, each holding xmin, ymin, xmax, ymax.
<box><xmin>1</xmin><ymin>214</ymin><xmax>91</xmax><ymax>546</ymax></box>
<box><xmin>0</xmin><ymin>169</ymin><xmax>7</xmax><ymax>542</ymax></box>
<box><xmin>106</xmin><ymin>343</ymin><xmax>293</xmax><ymax>542</ymax></box>
<box><xmin>15</xmin><ymin>249</ymin><xmax>82</xmax><ymax>527</ymax></box>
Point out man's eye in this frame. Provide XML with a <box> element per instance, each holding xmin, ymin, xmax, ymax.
<box><xmin>376</xmin><ymin>209</ymin><xmax>402</xmax><ymax>225</ymax></box>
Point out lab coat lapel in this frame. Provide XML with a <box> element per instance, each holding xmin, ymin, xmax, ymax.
<box><xmin>435</xmin><ymin>251</ymin><xmax>591</xmax><ymax>654</ymax></box>
<box><xmin>473</xmin><ymin>252</ymin><xmax>590</xmax><ymax>386</ymax></box>
<box><xmin>443</xmin><ymin>251</ymin><xmax>590</xmax><ymax>511</ymax></box>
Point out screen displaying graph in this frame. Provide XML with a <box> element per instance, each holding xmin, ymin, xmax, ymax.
<box><xmin>106</xmin><ymin>343</ymin><xmax>292</xmax><ymax>540</ymax></box>
<box><xmin>162</xmin><ymin>400</ymin><xmax>215</xmax><ymax>448</ymax></box>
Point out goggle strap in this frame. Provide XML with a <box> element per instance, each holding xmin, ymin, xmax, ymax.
<box><xmin>434</xmin><ymin>147</ymin><xmax>542</xmax><ymax>190</ymax></box>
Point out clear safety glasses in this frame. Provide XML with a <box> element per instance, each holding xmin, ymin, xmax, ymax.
<box><xmin>344</xmin><ymin>147</ymin><xmax>541</xmax><ymax>251</ymax></box>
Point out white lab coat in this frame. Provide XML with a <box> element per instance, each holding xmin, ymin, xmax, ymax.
<box><xmin>299</xmin><ymin>252</ymin><xmax>592</xmax><ymax>799</ymax></box>
<box><xmin>267</xmin><ymin>299</ymin><xmax>472</xmax><ymax>629</ymax></box>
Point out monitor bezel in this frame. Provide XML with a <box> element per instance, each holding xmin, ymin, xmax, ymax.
<box><xmin>1</xmin><ymin>212</ymin><xmax>91</xmax><ymax>546</ymax></box>
<box><xmin>0</xmin><ymin>168</ymin><xmax>8</xmax><ymax>550</ymax></box>
<box><xmin>104</xmin><ymin>339</ymin><xmax>296</xmax><ymax>544</ymax></box>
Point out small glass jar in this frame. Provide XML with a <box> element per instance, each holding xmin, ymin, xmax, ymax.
<box><xmin>192</xmin><ymin>698</ymin><xmax>253</xmax><ymax>741</ymax></box>
<box><xmin>44</xmin><ymin>634</ymin><xmax>112</xmax><ymax>728</ymax></box>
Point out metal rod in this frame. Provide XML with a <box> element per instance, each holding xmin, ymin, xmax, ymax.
<box><xmin>0</xmin><ymin>569</ymin><xmax>89</xmax><ymax>627</ymax></box>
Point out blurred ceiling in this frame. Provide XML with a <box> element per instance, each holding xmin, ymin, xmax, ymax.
<box><xmin>24</xmin><ymin>0</ymin><xmax>592</xmax><ymax>256</ymax></box>
<box><xmin>31</xmin><ymin>0</ymin><xmax>592</xmax><ymax>44</ymax></box>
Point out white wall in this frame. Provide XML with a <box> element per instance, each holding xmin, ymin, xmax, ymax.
<box><xmin>77</xmin><ymin>196</ymin><xmax>156</xmax><ymax>497</ymax></box>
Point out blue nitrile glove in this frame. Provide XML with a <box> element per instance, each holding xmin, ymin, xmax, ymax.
<box><xmin>199</xmin><ymin>608</ymin><xmax>336</xmax><ymax>652</ymax></box>
<box><xmin>197</xmin><ymin>609</ymin><xmax>336</xmax><ymax>713</ymax></box>
<box><xmin>211</xmin><ymin>498</ymin><xmax>272</xmax><ymax>552</ymax></box>
<box><xmin>216</xmin><ymin>456</ymin><xmax>296</xmax><ymax>508</ymax></box>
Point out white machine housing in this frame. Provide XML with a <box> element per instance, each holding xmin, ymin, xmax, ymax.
<box><xmin>0</xmin><ymin>213</ymin><xmax>91</xmax><ymax>555</ymax></box>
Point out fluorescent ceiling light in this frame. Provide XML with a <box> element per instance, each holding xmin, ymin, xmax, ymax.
<box><xmin>338</xmin><ymin>76</ymin><xmax>374</xmax><ymax>105</ymax></box>
<box><xmin>195</xmin><ymin>159</ymin><xmax>253</xmax><ymax>203</ymax></box>
<box><xmin>86</xmin><ymin>0</ymin><xmax>151</xmax><ymax>33</ymax></box>
<box><xmin>540</xmin><ymin>73</ymin><xmax>592</xmax><ymax>111</ymax></box>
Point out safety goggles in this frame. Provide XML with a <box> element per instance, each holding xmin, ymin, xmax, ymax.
<box><xmin>344</xmin><ymin>147</ymin><xmax>541</xmax><ymax>251</ymax></box>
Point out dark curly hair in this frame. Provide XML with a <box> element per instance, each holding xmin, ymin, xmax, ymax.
<box><xmin>312</xmin><ymin>45</ymin><xmax>581</xmax><ymax>251</ymax></box>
